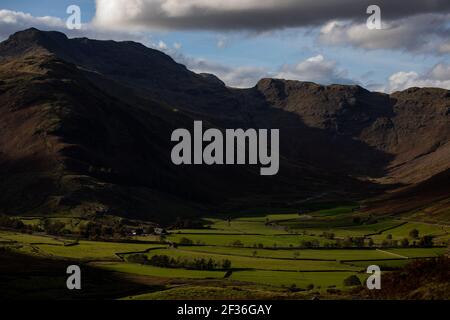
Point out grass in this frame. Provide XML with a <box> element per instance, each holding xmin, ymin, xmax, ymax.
<box><xmin>0</xmin><ymin>231</ymin><xmax>165</xmax><ymax>260</ymax></box>
<box><xmin>311</xmin><ymin>206</ymin><xmax>359</xmax><ymax>217</ymax></box>
<box><xmin>384</xmin><ymin>248</ymin><xmax>447</xmax><ymax>258</ymax></box>
<box><xmin>2</xmin><ymin>205</ymin><xmax>448</xmax><ymax>296</ymax></box>
<box><xmin>145</xmin><ymin>248</ymin><xmax>359</xmax><ymax>272</ymax></box>
<box><xmin>206</xmin><ymin>220</ymin><xmax>290</xmax><ymax>235</ymax></box>
<box><xmin>180</xmin><ymin>246</ymin><xmax>395</xmax><ymax>261</ymax></box>
<box><xmin>344</xmin><ymin>260</ymin><xmax>411</xmax><ymax>269</ymax></box>
<box><xmin>0</xmin><ymin>231</ymin><xmax>64</xmax><ymax>245</ymax></box>
<box><xmin>370</xmin><ymin>222</ymin><xmax>450</xmax><ymax>242</ymax></box>
<box><xmin>96</xmin><ymin>262</ymin><xmax>225</xmax><ymax>279</ymax></box>
<box><xmin>230</xmin><ymin>270</ymin><xmax>365</xmax><ymax>289</ymax></box>
<box><xmin>97</xmin><ymin>263</ymin><xmax>363</xmax><ymax>290</ymax></box>
<box><xmin>167</xmin><ymin>233</ymin><xmax>330</xmax><ymax>247</ymax></box>
<box><xmin>33</xmin><ymin>241</ymin><xmax>165</xmax><ymax>260</ymax></box>
<box><xmin>122</xmin><ymin>286</ymin><xmax>281</xmax><ymax>300</ymax></box>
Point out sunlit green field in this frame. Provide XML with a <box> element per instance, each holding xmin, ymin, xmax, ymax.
<box><xmin>34</xmin><ymin>241</ymin><xmax>164</xmax><ymax>260</ymax></box>
<box><xmin>144</xmin><ymin>248</ymin><xmax>359</xmax><ymax>271</ymax></box>
<box><xmin>383</xmin><ymin>248</ymin><xmax>447</xmax><ymax>258</ymax></box>
<box><xmin>370</xmin><ymin>222</ymin><xmax>450</xmax><ymax>242</ymax></box>
<box><xmin>230</xmin><ymin>270</ymin><xmax>365</xmax><ymax>288</ymax></box>
<box><xmin>167</xmin><ymin>233</ymin><xmax>330</xmax><ymax>247</ymax></box>
<box><xmin>2</xmin><ymin>205</ymin><xmax>448</xmax><ymax>299</ymax></box>
<box><xmin>0</xmin><ymin>232</ymin><xmax>63</xmax><ymax>245</ymax></box>
<box><xmin>180</xmin><ymin>246</ymin><xmax>395</xmax><ymax>260</ymax></box>
<box><xmin>96</xmin><ymin>262</ymin><xmax>225</xmax><ymax>279</ymax></box>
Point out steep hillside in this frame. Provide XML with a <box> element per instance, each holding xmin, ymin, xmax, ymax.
<box><xmin>0</xmin><ymin>28</ymin><xmax>449</xmax><ymax>222</ymax></box>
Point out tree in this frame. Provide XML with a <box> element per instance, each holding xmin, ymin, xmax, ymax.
<box><xmin>381</xmin><ymin>240</ymin><xmax>390</xmax><ymax>248</ymax></box>
<box><xmin>368</xmin><ymin>239</ymin><xmax>375</xmax><ymax>247</ymax></box>
<box><xmin>224</xmin><ymin>270</ymin><xmax>233</xmax><ymax>278</ymax></box>
<box><xmin>323</xmin><ymin>232</ymin><xmax>335</xmax><ymax>240</ymax></box>
<box><xmin>0</xmin><ymin>215</ymin><xmax>26</xmax><ymax>230</ymax></box>
<box><xmin>343</xmin><ymin>237</ymin><xmax>353</xmax><ymax>247</ymax></box>
<box><xmin>409</xmin><ymin>229</ymin><xmax>420</xmax><ymax>239</ymax></box>
<box><xmin>127</xmin><ymin>254</ymin><xmax>148</xmax><ymax>264</ymax></box>
<box><xmin>419</xmin><ymin>236</ymin><xmax>434</xmax><ymax>248</ymax></box>
<box><xmin>343</xmin><ymin>275</ymin><xmax>362</xmax><ymax>287</ymax></box>
<box><xmin>222</xmin><ymin>259</ymin><xmax>232</xmax><ymax>270</ymax></box>
<box><xmin>231</xmin><ymin>240</ymin><xmax>244</xmax><ymax>247</ymax></box>
<box><xmin>401</xmin><ymin>238</ymin><xmax>410</xmax><ymax>248</ymax></box>
<box><xmin>179</xmin><ymin>237</ymin><xmax>194</xmax><ymax>245</ymax></box>
<box><xmin>386</xmin><ymin>234</ymin><xmax>393</xmax><ymax>240</ymax></box>
<box><xmin>353</xmin><ymin>217</ymin><xmax>362</xmax><ymax>225</ymax></box>
<box><xmin>353</xmin><ymin>237</ymin><xmax>365</xmax><ymax>247</ymax></box>
<box><xmin>44</xmin><ymin>220</ymin><xmax>67</xmax><ymax>236</ymax></box>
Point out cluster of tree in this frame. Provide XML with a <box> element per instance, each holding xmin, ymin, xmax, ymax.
<box><xmin>78</xmin><ymin>221</ymin><xmax>130</xmax><ymax>240</ymax></box>
<box><xmin>42</xmin><ymin>220</ymin><xmax>68</xmax><ymax>236</ymax></box>
<box><xmin>172</xmin><ymin>217</ymin><xmax>204</xmax><ymax>230</ymax></box>
<box><xmin>178</xmin><ymin>237</ymin><xmax>194</xmax><ymax>245</ymax></box>
<box><xmin>231</xmin><ymin>240</ymin><xmax>244</xmax><ymax>247</ymax></box>
<box><xmin>0</xmin><ymin>215</ymin><xmax>26</xmax><ymax>230</ymax></box>
<box><xmin>322</xmin><ymin>232</ymin><xmax>335</xmax><ymax>240</ymax></box>
<box><xmin>344</xmin><ymin>275</ymin><xmax>362</xmax><ymax>287</ymax></box>
<box><xmin>380</xmin><ymin>230</ymin><xmax>433</xmax><ymax>248</ymax></box>
<box><xmin>127</xmin><ymin>254</ymin><xmax>232</xmax><ymax>271</ymax></box>
<box><xmin>300</xmin><ymin>240</ymin><xmax>322</xmax><ymax>248</ymax></box>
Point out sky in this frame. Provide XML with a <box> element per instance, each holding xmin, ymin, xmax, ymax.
<box><xmin>0</xmin><ymin>0</ymin><xmax>449</xmax><ymax>92</ymax></box>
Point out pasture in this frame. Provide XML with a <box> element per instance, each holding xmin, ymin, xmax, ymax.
<box><xmin>1</xmin><ymin>206</ymin><xmax>448</xmax><ymax>299</ymax></box>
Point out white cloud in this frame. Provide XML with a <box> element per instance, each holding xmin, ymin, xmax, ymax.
<box><xmin>387</xmin><ymin>64</ymin><xmax>450</xmax><ymax>92</ymax></box>
<box><xmin>0</xmin><ymin>9</ymin><xmax>157</xmax><ymax>47</ymax></box>
<box><xmin>0</xmin><ymin>9</ymin><xmax>64</xmax><ymax>40</ymax></box>
<box><xmin>275</xmin><ymin>54</ymin><xmax>354</xmax><ymax>85</ymax></box>
<box><xmin>319</xmin><ymin>14</ymin><xmax>450</xmax><ymax>55</ymax></box>
<box><xmin>172</xmin><ymin>54</ymin><xmax>355</xmax><ymax>88</ymax></box>
<box><xmin>175</xmin><ymin>54</ymin><xmax>268</xmax><ymax>88</ymax></box>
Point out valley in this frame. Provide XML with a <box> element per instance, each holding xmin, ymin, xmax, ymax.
<box><xmin>1</xmin><ymin>203</ymin><xmax>448</xmax><ymax>299</ymax></box>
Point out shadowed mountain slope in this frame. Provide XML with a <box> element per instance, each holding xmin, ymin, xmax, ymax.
<box><xmin>0</xmin><ymin>29</ymin><xmax>449</xmax><ymax>222</ymax></box>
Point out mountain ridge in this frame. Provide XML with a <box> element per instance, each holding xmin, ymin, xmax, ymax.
<box><xmin>0</xmin><ymin>28</ymin><xmax>449</xmax><ymax>223</ymax></box>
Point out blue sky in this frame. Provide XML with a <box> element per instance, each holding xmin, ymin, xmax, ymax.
<box><xmin>0</xmin><ymin>0</ymin><xmax>449</xmax><ymax>91</ymax></box>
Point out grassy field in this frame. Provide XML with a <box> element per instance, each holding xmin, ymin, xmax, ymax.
<box><xmin>122</xmin><ymin>286</ymin><xmax>283</xmax><ymax>300</ymax></box>
<box><xmin>180</xmin><ymin>246</ymin><xmax>395</xmax><ymax>261</ymax></box>
<box><xmin>370</xmin><ymin>222</ymin><xmax>449</xmax><ymax>242</ymax></box>
<box><xmin>2</xmin><ymin>205</ymin><xmax>448</xmax><ymax>299</ymax></box>
<box><xmin>230</xmin><ymin>270</ymin><xmax>365</xmax><ymax>288</ymax></box>
<box><xmin>34</xmin><ymin>241</ymin><xmax>165</xmax><ymax>260</ymax></box>
<box><xmin>384</xmin><ymin>248</ymin><xmax>447</xmax><ymax>258</ymax></box>
<box><xmin>0</xmin><ymin>231</ymin><xmax>164</xmax><ymax>260</ymax></box>
<box><xmin>144</xmin><ymin>248</ymin><xmax>360</xmax><ymax>271</ymax></box>
<box><xmin>96</xmin><ymin>262</ymin><xmax>225</xmax><ymax>279</ymax></box>
<box><xmin>167</xmin><ymin>233</ymin><xmax>331</xmax><ymax>247</ymax></box>
<box><xmin>0</xmin><ymin>231</ymin><xmax>64</xmax><ymax>245</ymax></box>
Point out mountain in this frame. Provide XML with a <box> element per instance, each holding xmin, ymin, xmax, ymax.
<box><xmin>0</xmin><ymin>28</ymin><xmax>449</xmax><ymax>223</ymax></box>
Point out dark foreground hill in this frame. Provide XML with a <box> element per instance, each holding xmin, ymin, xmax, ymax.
<box><xmin>0</xmin><ymin>28</ymin><xmax>449</xmax><ymax>223</ymax></box>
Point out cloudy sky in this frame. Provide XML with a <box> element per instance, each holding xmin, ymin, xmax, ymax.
<box><xmin>0</xmin><ymin>0</ymin><xmax>449</xmax><ymax>92</ymax></box>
